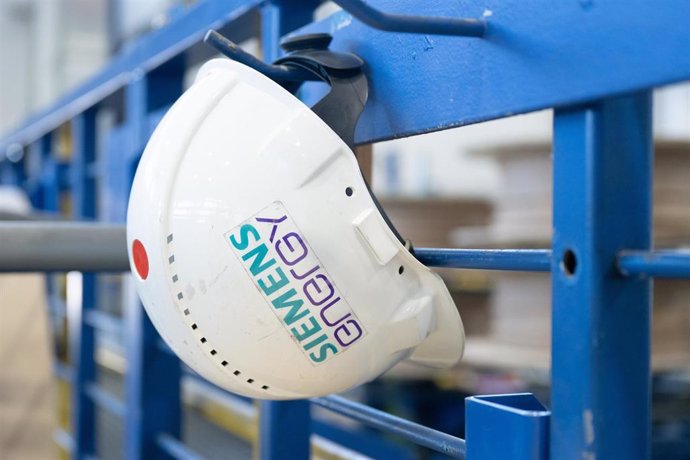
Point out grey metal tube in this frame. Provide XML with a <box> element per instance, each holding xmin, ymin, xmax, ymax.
<box><xmin>0</xmin><ymin>222</ymin><xmax>129</xmax><ymax>272</ymax></box>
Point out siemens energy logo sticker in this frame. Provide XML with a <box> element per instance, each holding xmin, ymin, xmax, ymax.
<box><xmin>225</xmin><ymin>202</ymin><xmax>366</xmax><ymax>365</ymax></box>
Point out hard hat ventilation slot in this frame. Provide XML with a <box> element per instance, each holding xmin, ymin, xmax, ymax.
<box><xmin>166</xmin><ymin>230</ymin><xmax>270</xmax><ymax>390</ymax></box>
<box><xmin>345</xmin><ymin>187</ymin><xmax>354</xmax><ymax>197</ymax></box>
<box><xmin>398</xmin><ymin>266</ymin><xmax>405</xmax><ymax>275</ymax></box>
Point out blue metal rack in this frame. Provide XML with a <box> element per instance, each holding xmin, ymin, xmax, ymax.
<box><xmin>1</xmin><ymin>1</ymin><xmax>689</xmax><ymax>459</ymax></box>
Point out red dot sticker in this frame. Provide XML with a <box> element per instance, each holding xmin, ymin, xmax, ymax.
<box><xmin>132</xmin><ymin>239</ymin><xmax>149</xmax><ymax>280</ymax></box>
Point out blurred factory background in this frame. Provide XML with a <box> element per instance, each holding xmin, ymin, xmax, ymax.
<box><xmin>0</xmin><ymin>1</ymin><xmax>689</xmax><ymax>459</ymax></box>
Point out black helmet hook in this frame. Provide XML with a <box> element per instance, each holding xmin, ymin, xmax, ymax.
<box><xmin>204</xmin><ymin>30</ymin><xmax>367</xmax><ymax>151</ymax></box>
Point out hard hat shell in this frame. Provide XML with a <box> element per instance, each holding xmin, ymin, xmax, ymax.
<box><xmin>127</xmin><ymin>59</ymin><xmax>464</xmax><ymax>399</ymax></box>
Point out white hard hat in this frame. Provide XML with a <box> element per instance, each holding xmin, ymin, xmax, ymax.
<box><xmin>127</xmin><ymin>36</ymin><xmax>464</xmax><ymax>399</ymax></box>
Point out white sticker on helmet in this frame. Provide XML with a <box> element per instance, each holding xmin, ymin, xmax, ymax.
<box><xmin>225</xmin><ymin>201</ymin><xmax>367</xmax><ymax>365</ymax></box>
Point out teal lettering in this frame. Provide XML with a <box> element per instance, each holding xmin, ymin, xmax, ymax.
<box><xmin>309</xmin><ymin>342</ymin><xmax>338</xmax><ymax>363</ymax></box>
<box><xmin>303</xmin><ymin>333</ymin><xmax>328</xmax><ymax>350</ymax></box>
<box><xmin>257</xmin><ymin>267</ymin><xmax>289</xmax><ymax>296</ymax></box>
<box><xmin>290</xmin><ymin>317</ymin><xmax>322</xmax><ymax>342</ymax></box>
<box><xmin>230</xmin><ymin>224</ymin><xmax>260</xmax><ymax>250</ymax></box>
<box><xmin>271</xmin><ymin>288</ymin><xmax>309</xmax><ymax>325</ymax></box>
<box><xmin>242</xmin><ymin>243</ymin><xmax>275</xmax><ymax>276</ymax></box>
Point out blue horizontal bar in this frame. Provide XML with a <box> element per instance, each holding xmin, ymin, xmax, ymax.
<box><xmin>416</xmin><ymin>248</ymin><xmax>551</xmax><ymax>272</ymax></box>
<box><xmin>53</xmin><ymin>428</ymin><xmax>74</xmax><ymax>452</ymax></box>
<box><xmin>312</xmin><ymin>395</ymin><xmax>466</xmax><ymax>459</ymax></box>
<box><xmin>84</xmin><ymin>310</ymin><xmax>124</xmax><ymax>336</ymax></box>
<box><xmin>312</xmin><ymin>419</ymin><xmax>413</xmax><ymax>459</ymax></box>
<box><xmin>54</xmin><ymin>362</ymin><xmax>74</xmax><ymax>382</ymax></box>
<box><xmin>618</xmin><ymin>250</ymin><xmax>690</xmax><ymax>279</ymax></box>
<box><xmin>85</xmin><ymin>382</ymin><xmax>126</xmax><ymax>418</ymax></box>
<box><xmin>157</xmin><ymin>433</ymin><xmax>206</xmax><ymax>460</ymax></box>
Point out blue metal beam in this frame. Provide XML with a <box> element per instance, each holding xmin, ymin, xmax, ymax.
<box><xmin>123</xmin><ymin>73</ymin><xmax>183</xmax><ymax>460</ymax></box>
<box><xmin>83</xmin><ymin>309</ymin><xmax>124</xmax><ymax>337</ymax></box>
<box><xmin>4</xmin><ymin>1</ymin><xmax>689</xmax><ymax>151</ymax></box>
<box><xmin>70</xmin><ymin>111</ymin><xmax>98</xmax><ymax>460</ymax></box>
<box><xmin>157</xmin><ymin>434</ymin><xmax>206</xmax><ymax>460</ymax></box>
<box><xmin>618</xmin><ymin>250</ymin><xmax>690</xmax><ymax>279</ymax></box>
<box><xmin>259</xmin><ymin>400</ymin><xmax>311</xmax><ymax>460</ymax></box>
<box><xmin>551</xmin><ymin>92</ymin><xmax>652</xmax><ymax>459</ymax></box>
<box><xmin>85</xmin><ymin>383</ymin><xmax>126</xmax><ymax>419</ymax></box>
<box><xmin>293</xmin><ymin>0</ymin><xmax>690</xmax><ymax>143</ymax></box>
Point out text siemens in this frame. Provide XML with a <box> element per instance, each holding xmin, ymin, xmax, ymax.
<box><xmin>228</xmin><ymin>203</ymin><xmax>365</xmax><ymax>365</ymax></box>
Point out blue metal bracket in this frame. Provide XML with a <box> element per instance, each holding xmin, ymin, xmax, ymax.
<box><xmin>331</xmin><ymin>0</ymin><xmax>486</xmax><ymax>37</ymax></box>
<box><xmin>465</xmin><ymin>393</ymin><xmax>550</xmax><ymax>460</ymax></box>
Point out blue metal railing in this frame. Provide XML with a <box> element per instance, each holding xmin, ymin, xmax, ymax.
<box><xmin>1</xmin><ymin>1</ymin><xmax>689</xmax><ymax>459</ymax></box>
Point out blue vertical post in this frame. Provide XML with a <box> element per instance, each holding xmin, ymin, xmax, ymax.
<box><xmin>124</xmin><ymin>68</ymin><xmax>183</xmax><ymax>460</ymax></box>
<box><xmin>259</xmin><ymin>401</ymin><xmax>312</xmax><ymax>459</ymax></box>
<box><xmin>69</xmin><ymin>109</ymin><xmax>98</xmax><ymax>459</ymax></box>
<box><xmin>258</xmin><ymin>2</ymin><xmax>316</xmax><ymax>459</ymax></box>
<box><xmin>40</xmin><ymin>134</ymin><xmax>61</xmax><ymax>212</ymax></box>
<box><xmin>26</xmin><ymin>134</ymin><xmax>53</xmax><ymax>209</ymax></box>
<box><xmin>551</xmin><ymin>92</ymin><xmax>652</xmax><ymax>459</ymax></box>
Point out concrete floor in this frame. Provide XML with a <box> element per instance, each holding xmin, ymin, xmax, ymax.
<box><xmin>0</xmin><ymin>274</ymin><xmax>55</xmax><ymax>460</ymax></box>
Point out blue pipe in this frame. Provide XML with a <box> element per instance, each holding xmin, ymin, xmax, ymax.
<box><xmin>416</xmin><ymin>248</ymin><xmax>552</xmax><ymax>272</ymax></box>
<box><xmin>332</xmin><ymin>0</ymin><xmax>486</xmax><ymax>37</ymax></box>
<box><xmin>618</xmin><ymin>250</ymin><xmax>690</xmax><ymax>279</ymax></box>
<box><xmin>312</xmin><ymin>395</ymin><xmax>466</xmax><ymax>458</ymax></box>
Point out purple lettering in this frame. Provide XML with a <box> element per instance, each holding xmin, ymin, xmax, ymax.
<box><xmin>256</xmin><ymin>215</ymin><xmax>287</xmax><ymax>243</ymax></box>
<box><xmin>275</xmin><ymin>232</ymin><xmax>308</xmax><ymax>266</ymax></box>
<box><xmin>290</xmin><ymin>263</ymin><xmax>319</xmax><ymax>280</ymax></box>
<box><xmin>319</xmin><ymin>297</ymin><xmax>350</xmax><ymax>326</ymax></box>
<box><xmin>334</xmin><ymin>320</ymin><xmax>364</xmax><ymax>347</ymax></box>
<box><xmin>303</xmin><ymin>274</ymin><xmax>335</xmax><ymax>306</ymax></box>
